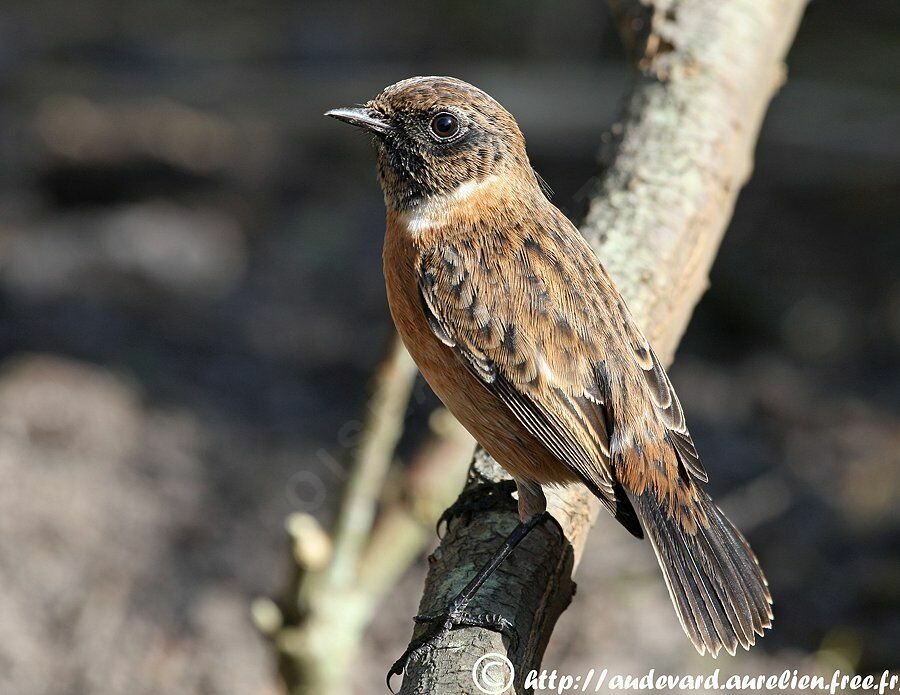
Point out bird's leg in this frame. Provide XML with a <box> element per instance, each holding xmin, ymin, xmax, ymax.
<box><xmin>387</xmin><ymin>511</ymin><xmax>548</xmax><ymax>690</ymax></box>
<box><xmin>436</xmin><ymin>478</ymin><xmax>518</xmax><ymax>536</ymax></box>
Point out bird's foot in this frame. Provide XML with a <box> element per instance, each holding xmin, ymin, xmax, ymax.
<box><xmin>436</xmin><ymin>478</ymin><xmax>518</xmax><ymax>536</ymax></box>
<box><xmin>386</xmin><ymin>604</ymin><xmax>517</xmax><ymax>691</ymax></box>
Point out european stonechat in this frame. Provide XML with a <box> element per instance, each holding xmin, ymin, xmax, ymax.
<box><xmin>327</xmin><ymin>76</ymin><xmax>772</xmax><ymax>682</ymax></box>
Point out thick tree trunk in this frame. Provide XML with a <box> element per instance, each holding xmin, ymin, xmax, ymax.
<box><xmin>396</xmin><ymin>1</ymin><xmax>808</xmax><ymax>692</ymax></box>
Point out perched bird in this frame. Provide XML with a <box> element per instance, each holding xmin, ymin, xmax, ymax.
<box><xmin>327</xmin><ymin>76</ymin><xmax>772</xmax><ymax>682</ymax></box>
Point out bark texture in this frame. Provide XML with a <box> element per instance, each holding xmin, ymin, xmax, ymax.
<box><xmin>396</xmin><ymin>1</ymin><xmax>808</xmax><ymax>692</ymax></box>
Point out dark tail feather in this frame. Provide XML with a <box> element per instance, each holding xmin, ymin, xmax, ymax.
<box><xmin>635</xmin><ymin>490</ymin><xmax>773</xmax><ymax>657</ymax></box>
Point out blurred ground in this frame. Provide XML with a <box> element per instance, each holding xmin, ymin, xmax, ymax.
<box><xmin>0</xmin><ymin>1</ymin><xmax>897</xmax><ymax>693</ymax></box>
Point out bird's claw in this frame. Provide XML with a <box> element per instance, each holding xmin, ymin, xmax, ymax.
<box><xmin>436</xmin><ymin>479</ymin><xmax>518</xmax><ymax>537</ymax></box>
<box><xmin>386</xmin><ymin>607</ymin><xmax>518</xmax><ymax>692</ymax></box>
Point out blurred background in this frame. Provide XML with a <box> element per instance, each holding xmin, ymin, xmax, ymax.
<box><xmin>0</xmin><ymin>1</ymin><xmax>897</xmax><ymax>693</ymax></box>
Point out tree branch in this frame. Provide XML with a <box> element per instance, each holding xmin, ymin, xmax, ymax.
<box><xmin>396</xmin><ymin>1</ymin><xmax>808</xmax><ymax>692</ymax></box>
<box><xmin>256</xmin><ymin>336</ymin><xmax>473</xmax><ymax>695</ymax></box>
<box><xmin>327</xmin><ymin>335</ymin><xmax>418</xmax><ymax>589</ymax></box>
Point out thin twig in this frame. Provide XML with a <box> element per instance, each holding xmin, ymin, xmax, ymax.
<box><xmin>260</xmin><ymin>334</ymin><xmax>473</xmax><ymax>695</ymax></box>
<box><xmin>327</xmin><ymin>335</ymin><xmax>417</xmax><ymax>588</ymax></box>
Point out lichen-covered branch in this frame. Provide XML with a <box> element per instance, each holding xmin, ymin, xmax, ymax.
<box><xmin>396</xmin><ymin>1</ymin><xmax>808</xmax><ymax>692</ymax></box>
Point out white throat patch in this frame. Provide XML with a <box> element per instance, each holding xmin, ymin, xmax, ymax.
<box><xmin>398</xmin><ymin>175</ymin><xmax>500</xmax><ymax>234</ymax></box>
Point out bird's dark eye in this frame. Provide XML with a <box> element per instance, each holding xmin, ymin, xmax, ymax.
<box><xmin>430</xmin><ymin>112</ymin><xmax>459</xmax><ymax>139</ymax></box>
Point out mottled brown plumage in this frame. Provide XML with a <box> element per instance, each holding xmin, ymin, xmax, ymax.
<box><xmin>328</xmin><ymin>76</ymin><xmax>772</xmax><ymax>663</ymax></box>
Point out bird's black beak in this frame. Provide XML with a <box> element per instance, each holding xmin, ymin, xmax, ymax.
<box><xmin>325</xmin><ymin>106</ymin><xmax>392</xmax><ymax>135</ymax></box>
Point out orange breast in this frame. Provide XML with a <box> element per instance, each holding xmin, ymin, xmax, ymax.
<box><xmin>382</xmin><ymin>214</ymin><xmax>576</xmax><ymax>488</ymax></box>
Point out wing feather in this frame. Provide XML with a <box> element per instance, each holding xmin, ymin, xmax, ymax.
<box><xmin>629</xmin><ymin>333</ymin><xmax>708</xmax><ymax>482</ymax></box>
<box><xmin>417</xmin><ymin>243</ymin><xmax>643</xmax><ymax>536</ymax></box>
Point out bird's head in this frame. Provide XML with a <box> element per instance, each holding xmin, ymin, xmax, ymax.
<box><xmin>326</xmin><ymin>76</ymin><xmax>537</xmax><ymax>212</ymax></box>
